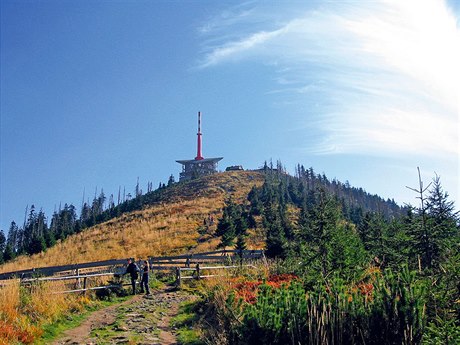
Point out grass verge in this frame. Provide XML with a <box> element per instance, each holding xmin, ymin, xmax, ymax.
<box><xmin>171</xmin><ymin>300</ymin><xmax>205</xmax><ymax>345</ymax></box>
<box><xmin>37</xmin><ymin>294</ymin><xmax>131</xmax><ymax>344</ymax></box>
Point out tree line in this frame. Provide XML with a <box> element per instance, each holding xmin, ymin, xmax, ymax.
<box><xmin>0</xmin><ymin>161</ymin><xmax>409</xmax><ymax>264</ymax></box>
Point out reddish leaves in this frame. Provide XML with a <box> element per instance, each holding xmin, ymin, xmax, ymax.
<box><xmin>233</xmin><ymin>274</ymin><xmax>298</xmax><ymax>304</ymax></box>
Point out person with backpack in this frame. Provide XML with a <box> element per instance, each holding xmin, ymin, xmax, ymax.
<box><xmin>125</xmin><ymin>258</ymin><xmax>139</xmax><ymax>295</ymax></box>
<box><xmin>139</xmin><ymin>260</ymin><xmax>151</xmax><ymax>295</ymax></box>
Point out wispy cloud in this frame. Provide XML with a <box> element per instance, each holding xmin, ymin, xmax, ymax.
<box><xmin>199</xmin><ymin>28</ymin><xmax>286</xmax><ymax>68</ymax></box>
<box><xmin>198</xmin><ymin>0</ymin><xmax>460</xmax><ymax>158</ymax></box>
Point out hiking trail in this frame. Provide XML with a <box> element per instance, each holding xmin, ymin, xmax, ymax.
<box><xmin>53</xmin><ymin>285</ymin><xmax>193</xmax><ymax>345</ymax></box>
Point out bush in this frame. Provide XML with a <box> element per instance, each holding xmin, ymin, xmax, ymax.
<box><xmin>207</xmin><ymin>266</ymin><xmax>427</xmax><ymax>344</ymax></box>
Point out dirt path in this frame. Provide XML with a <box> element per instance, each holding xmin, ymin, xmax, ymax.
<box><xmin>53</xmin><ymin>286</ymin><xmax>193</xmax><ymax>345</ymax></box>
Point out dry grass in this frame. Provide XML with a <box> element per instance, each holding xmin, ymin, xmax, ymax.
<box><xmin>0</xmin><ymin>171</ymin><xmax>264</xmax><ymax>274</ymax></box>
<box><xmin>0</xmin><ymin>171</ymin><xmax>265</xmax><ymax>344</ymax></box>
<box><xmin>0</xmin><ymin>280</ymin><xmax>91</xmax><ymax>344</ymax></box>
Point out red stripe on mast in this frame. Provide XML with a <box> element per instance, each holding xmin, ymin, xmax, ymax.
<box><xmin>195</xmin><ymin>111</ymin><xmax>204</xmax><ymax>160</ymax></box>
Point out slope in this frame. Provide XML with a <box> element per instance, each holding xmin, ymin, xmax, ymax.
<box><xmin>0</xmin><ymin>171</ymin><xmax>264</xmax><ymax>273</ymax></box>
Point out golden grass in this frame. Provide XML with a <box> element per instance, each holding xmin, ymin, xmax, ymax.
<box><xmin>0</xmin><ymin>280</ymin><xmax>91</xmax><ymax>344</ymax></box>
<box><xmin>0</xmin><ymin>171</ymin><xmax>265</xmax><ymax>344</ymax></box>
<box><xmin>0</xmin><ymin>171</ymin><xmax>264</xmax><ymax>274</ymax></box>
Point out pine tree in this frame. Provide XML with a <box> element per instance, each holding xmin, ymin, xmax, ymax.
<box><xmin>3</xmin><ymin>244</ymin><xmax>14</xmax><ymax>262</ymax></box>
<box><xmin>29</xmin><ymin>235</ymin><xmax>46</xmax><ymax>255</ymax></box>
<box><xmin>167</xmin><ymin>174</ymin><xmax>175</xmax><ymax>187</ymax></box>
<box><xmin>235</xmin><ymin>211</ymin><xmax>248</xmax><ymax>236</ymax></box>
<box><xmin>0</xmin><ymin>230</ymin><xmax>5</xmax><ymax>264</ymax></box>
<box><xmin>425</xmin><ymin>175</ymin><xmax>459</xmax><ymax>269</ymax></box>
<box><xmin>216</xmin><ymin>199</ymin><xmax>238</xmax><ymax>249</ymax></box>
<box><xmin>6</xmin><ymin>221</ymin><xmax>18</xmax><ymax>254</ymax></box>
<box><xmin>359</xmin><ymin>211</ymin><xmax>387</xmax><ymax>262</ymax></box>
<box><xmin>44</xmin><ymin>227</ymin><xmax>56</xmax><ymax>247</ymax></box>
<box><xmin>298</xmin><ymin>188</ymin><xmax>343</xmax><ymax>276</ymax></box>
<box><xmin>236</xmin><ymin>233</ymin><xmax>247</xmax><ymax>252</ymax></box>
<box><xmin>264</xmin><ymin>200</ymin><xmax>288</xmax><ymax>258</ymax></box>
<box><xmin>407</xmin><ymin>171</ymin><xmax>459</xmax><ymax>271</ymax></box>
<box><xmin>248</xmin><ymin>186</ymin><xmax>263</xmax><ymax>216</ymax></box>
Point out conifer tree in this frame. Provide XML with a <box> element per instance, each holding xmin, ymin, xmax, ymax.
<box><xmin>167</xmin><ymin>174</ymin><xmax>175</xmax><ymax>187</ymax></box>
<box><xmin>216</xmin><ymin>199</ymin><xmax>238</xmax><ymax>249</ymax></box>
<box><xmin>425</xmin><ymin>175</ymin><xmax>459</xmax><ymax>269</ymax></box>
<box><xmin>264</xmin><ymin>200</ymin><xmax>288</xmax><ymax>258</ymax></box>
<box><xmin>3</xmin><ymin>243</ymin><xmax>14</xmax><ymax>262</ymax></box>
<box><xmin>298</xmin><ymin>188</ymin><xmax>344</xmax><ymax>276</ymax></box>
<box><xmin>0</xmin><ymin>230</ymin><xmax>5</xmax><ymax>264</ymax></box>
<box><xmin>6</xmin><ymin>221</ymin><xmax>18</xmax><ymax>254</ymax></box>
<box><xmin>407</xmin><ymin>171</ymin><xmax>459</xmax><ymax>271</ymax></box>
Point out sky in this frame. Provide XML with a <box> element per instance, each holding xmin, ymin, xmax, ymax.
<box><xmin>1</xmin><ymin>0</ymin><xmax>459</xmax><ymax>233</ymax></box>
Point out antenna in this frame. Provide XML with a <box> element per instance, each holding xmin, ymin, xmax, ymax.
<box><xmin>195</xmin><ymin>111</ymin><xmax>204</xmax><ymax>160</ymax></box>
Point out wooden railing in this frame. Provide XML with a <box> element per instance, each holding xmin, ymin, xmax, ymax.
<box><xmin>0</xmin><ymin>249</ymin><xmax>264</xmax><ymax>293</ymax></box>
<box><xmin>175</xmin><ymin>263</ymin><xmax>256</xmax><ymax>287</ymax></box>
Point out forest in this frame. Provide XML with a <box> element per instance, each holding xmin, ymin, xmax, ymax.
<box><xmin>0</xmin><ymin>163</ymin><xmax>400</xmax><ymax>264</ymax></box>
<box><xmin>208</xmin><ymin>166</ymin><xmax>459</xmax><ymax>344</ymax></box>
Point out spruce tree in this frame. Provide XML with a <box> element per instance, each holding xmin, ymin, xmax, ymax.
<box><xmin>3</xmin><ymin>244</ymin><xmax>14</xmax><ymax>262</ymax></box>
<box><xmin>407</xmin><ymin>172</ymin><xmax>459</xmax><ymax>271</ymax></box>
<box><xmin>167</xmin><ymin>174</ymin><xmax>175</xmax><ymax>187</ymax></box>
<box><xmin>264</xmin><ymin>200</ymin><xmax>288</xmax><ymax>258</ymax></box>
<box><xmin>0</xmin><ymin>230</ymin><xmax>5</xmax><ymax>264</ymax></box>
<box><xmin>298</xmin><ymin>188</ymin><xmax>343</xmax><ymax>276</ymax></box>
<box><xmin>216</xmin><ymin>199</ymin><xmax>238</xmax><ymax>249</ymax></box>
<box><xmin>425</xmin><ymin>175</ymin><xmax>459</xmax><ymax>269</ymax></box>
<box><xmin>6</xmin><ymin>221</ymin><xmax>18</xmax><ymax>254</ymax></box>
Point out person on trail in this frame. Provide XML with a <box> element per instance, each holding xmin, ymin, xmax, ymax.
<box><xmin>125</xmin><ymin>258</ymin><xmax>139</xmax><ymax>295</ymax></box>
<box><xmin>139</xmin><ymin>260</ymin><xmax>151</xmax><ymax>295</ymax></box>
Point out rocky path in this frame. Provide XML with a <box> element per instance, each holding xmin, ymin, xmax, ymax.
<box><xmin>53</xmin><ymin>286</ymin><xmax>194</xmax><ymax>345</ymax></box>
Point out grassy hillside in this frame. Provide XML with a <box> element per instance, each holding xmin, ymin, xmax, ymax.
<box><xmin>0</xmin><ymin>171</ymin><xmax>264</xmax><ymax>273</ymax></box>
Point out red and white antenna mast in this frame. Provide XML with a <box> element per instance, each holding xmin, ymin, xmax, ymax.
<box><xmin>195</xmin><ymin>111</ymin><xmax>204</xmax><ymax>160</ymax></box>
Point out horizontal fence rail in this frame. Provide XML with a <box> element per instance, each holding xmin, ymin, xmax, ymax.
<box><xmin>0</xmin><ymin>249</ymin><xmax>264</xmax><ymax>281</ymax></box>
<box><xmin>175</xmin><ymin>264</ymin><xmax>257</xmax><ymax>286</ymax></box>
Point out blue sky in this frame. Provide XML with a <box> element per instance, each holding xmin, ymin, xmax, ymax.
<box><xmin>1</xmin><ymin>0</ymin><xmax>459</xmax><ymax>233</ymax></box>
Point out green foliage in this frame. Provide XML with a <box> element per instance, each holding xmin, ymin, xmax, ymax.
<box><xmin>216</xmin><ymin>199</ymin><xmax>238</xmax><ymax>249</ymax></box>
<box><xmin>264</xmin><ymin>204</ymin><xmax>289</xmax><ymax>259</ymax></box>
<box><xmin>3</xmin><ymin>243</ymin><xmax>14</xmax><ymax>262</ymax></box>
<box><xmin>206</xmin><ymin>166</ymin><xmax>459</xmax><ymax>344</ymax></box>
<box><xmin>220</xmin><ymin>267</ymin><xmax>427</xmax><ymax>345</ymax></box>
<box><xmin>0</xmin><ymin>230</ymin><xmax>5</xmax><ymax>264</ymax></box>
<box><xmin>235</xmin><ymin>233</ymin><xmax>247</xmax><ymax>254</ymax></box>
<box><xmin>424</xmin><ymin>318</ymin><xmax>460</xmax><ymax>345</ymax></box>
<box><xmin>216</xmin><ymin>199</ymin><xmax>251</xmax><ymax>250</ymax></box>
<box><xmin>406</xmin><ymin>173</ymin><xmax>460</xmax><ymax>273</ymax></box>
<box><xmin>171</xmin><ymin>300</ymin><xmax>205</xmax><ymax>345</ymax></box>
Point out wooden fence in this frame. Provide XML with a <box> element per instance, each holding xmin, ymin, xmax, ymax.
<box><xmin>0</xmin><ymin>249</ymin><xmax>264</xmax><ymax>293</ymax></box>
<box><xmin>175</xmin><ymin>263</ymin><xmax>256</xmax><ymax>287</ymax></box>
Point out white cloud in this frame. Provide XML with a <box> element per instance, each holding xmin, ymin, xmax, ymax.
<box><xmin>199</xmin><ymin>28</ymin><xmax>286</xmax><ymax>68</ymax></box>
<box><xmin>198</xmin><ymin>0</ymin><xmax>460</xmax><ymax>159</ymax></box>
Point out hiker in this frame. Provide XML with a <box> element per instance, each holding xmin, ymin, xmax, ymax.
<box><xmin>140</xmin><ymin>260</ymin><xmax>151</xmax><ymax>295</ymax></box>
<box><xmin>125</xmin><ymin>258</ymin><xmax>139</xmax><ymax>295</ymax></box>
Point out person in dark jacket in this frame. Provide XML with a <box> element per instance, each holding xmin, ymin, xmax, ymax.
<box><xmin>125</xmin><ymin>258</ymin><xmax>139</xmax><ymax>294</ymax></box>
<box><xmin>139</xmin><ymin>260</ymin><xmax>150</xmax><ymax>295</ymax></box>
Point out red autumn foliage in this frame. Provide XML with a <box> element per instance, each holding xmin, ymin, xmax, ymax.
<box><xmin>358</xmin><ymin>282</ymin><xmax>374</xmax><ymax>297</ymax></box>
<box><xmin>0</xmin><ymin>320</ymin><xmax>38</xmax><ymax>345</ymax></box>
<box><xmin>233</xmin><ymin>274</ymin><xmax>298</xmax><ymax>304</ymax></box>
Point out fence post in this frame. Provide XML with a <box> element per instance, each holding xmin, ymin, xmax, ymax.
<box><xmin>175</xmin><ymin>267</ymin><xmax>181</xmax><ymax>288</ymax></box>
<box><xmin>76</xmin><ymin>268</ymin><xmax>81</xmax><ymax>289</ymax></box>
<box><xmin>83</xmin><ymin>277</ymin><xmax>87</xmax><ymax>290</ymax></box>
<box><xmin>196</xmin><ymin>263</ymin><xmax>200</xmax><ymax>280</ymax></box>
<box><xmin>185</xmin><ymin>257</ymin><xmax>190</xmax><ymax>268</ymax></box>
